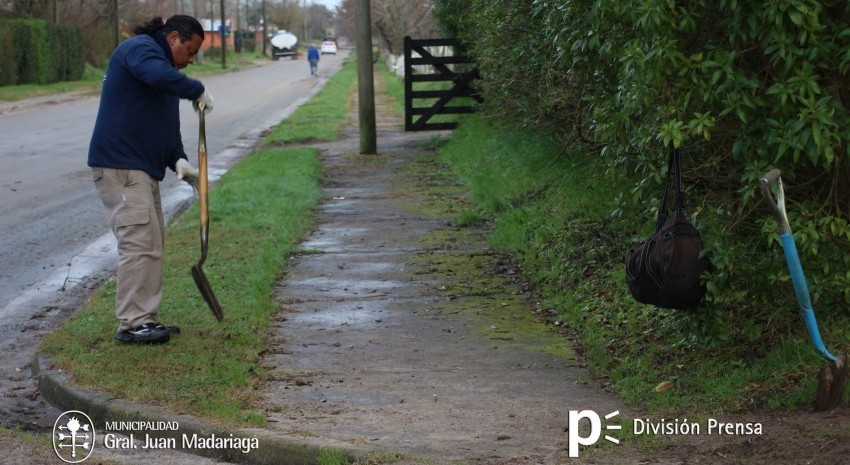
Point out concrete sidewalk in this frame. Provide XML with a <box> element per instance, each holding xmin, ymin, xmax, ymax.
<box><xmin>251</xmin><ymin>86</ymin><xmax>627</xmax><ymax>463</ymax></box>
<box><xmin>36</xmin><ymin>79</ymin><xmax>627</xmax><ymax>465</ymax></box>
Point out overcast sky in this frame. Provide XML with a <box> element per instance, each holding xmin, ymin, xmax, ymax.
<box><xmin>310</xmin><ymin>0</ymin><xmax>341</xmax><ymax>10</ymax></box>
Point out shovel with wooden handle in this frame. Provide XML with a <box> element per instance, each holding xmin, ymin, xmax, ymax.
<box><xmin>191</xmin><ymin>100</ymin><xmax>224</xmax><ymax>321</ymax></box>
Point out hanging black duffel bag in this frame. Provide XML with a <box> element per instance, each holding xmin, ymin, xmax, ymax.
<box><xmin>625</xmin><ymin>143</ymin><xmax>711</xmax><ymax>310</ymax></box>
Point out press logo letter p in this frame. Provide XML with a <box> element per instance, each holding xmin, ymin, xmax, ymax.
<box><xmin>568</xmin><ymin>410</ymin><xmax>620</xmax><ymax>458</ymax></box>
<box><xmin>568</xmin><ymin>410</ymin><xmax>600</xmax><ymax>457</ymax></box>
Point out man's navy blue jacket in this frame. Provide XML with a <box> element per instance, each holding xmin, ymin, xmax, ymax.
<box><xmin>88</xmin><ymin>32</ymin><xmax>205</xmax><ymax>181</ymax></box>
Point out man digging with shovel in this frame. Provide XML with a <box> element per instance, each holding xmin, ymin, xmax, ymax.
<box><xmin>88</xmin><ymin>15</ymin><xmax>214</xmax><ymax>344</ymax></box>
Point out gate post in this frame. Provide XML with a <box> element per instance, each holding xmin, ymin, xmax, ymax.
<box><xmin>404</xmin><ymin>36</ymin><xmax>413</xmax><ymax>132</ymax></box>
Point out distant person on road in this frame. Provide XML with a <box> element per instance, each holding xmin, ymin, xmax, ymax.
<box><xmin>308</xmin><ymin>43</ymin><xmax>320</xmax><ymax>76</ymax></box>
<box><xmin>87</xmin><ymin>15</ymin><xmax>214</xmax><ymax>344</ymax></box>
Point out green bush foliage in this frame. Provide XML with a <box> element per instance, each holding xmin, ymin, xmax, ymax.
<box><xmin>0</xmin><ymin>19</ymin><xmax>86</xmax><ymax>86</ymax></box>
<box><xmin>57</xmin><ymin>24</ymin><xmax>86</xmax><ymax>81</ymax></box>
<box><xmin>6</xmin><ymin>20</ymin><xmax>31</xmax><ymax>84</ymax></box>
<box><xmin>22</xmin><ymin>19</ymin><xmax>55</xmax><ymax>84</ymax></box>
<box><xmin>0</xmin><ymin>25</ymin><xmax>17</xmax><ymax>86</ymax></box>
<box><xmin>434</xmin><ymin>0</ymin><xmax>850</xmax><ymax>342</ymax></box>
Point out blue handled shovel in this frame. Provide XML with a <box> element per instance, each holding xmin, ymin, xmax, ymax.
<box><xmin>760</xmin><ymin>169</ymin><xmax>845</xmax><ymax>410</ymax></box>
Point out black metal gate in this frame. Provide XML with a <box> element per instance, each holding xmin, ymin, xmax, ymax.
<box><xmin>403</xmin><ymin>36</ymin><xmax>482</xmax><ymax>131</ymax></box>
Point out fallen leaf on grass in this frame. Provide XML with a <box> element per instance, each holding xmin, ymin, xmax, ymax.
<box><xmin>654</xmin><ymin>381</ymin><xmax>673</xmax><ymax>392</ymax></box>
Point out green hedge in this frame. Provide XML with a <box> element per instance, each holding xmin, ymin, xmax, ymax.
<box><xmin>433</xmin><ymin>1</ymin><xmax>850</xmax><ymax>341</ymax></box>
<box><xmin>0</xmin><ymin>19</ymin><xmax>85</xmax><ymax>86</ymax></box>
<box><xmin>57</xmin><ymin>23</ymin><xmax>85</xmax><ymax>81</ymax></box>
<box><xmin>0</xmin><ymin>25</ymin><xmax>16</xmax><ymax>86</ymax></box>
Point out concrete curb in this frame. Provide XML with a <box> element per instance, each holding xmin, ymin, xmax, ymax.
<box><xmin>34</xmin><ymin>354</ymin><xmax>368</xmax><ymax>465</ymax></box>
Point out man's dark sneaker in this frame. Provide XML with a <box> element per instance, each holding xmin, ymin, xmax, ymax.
<box><xmin>154</xmin><ymin>323</ymin><xmax>180</xmax><ymax>335</ymax></box>
<box><xmin>115</xmin><ymin>323</ymin><xmax>170</xmax><ymax>344</ymax></box>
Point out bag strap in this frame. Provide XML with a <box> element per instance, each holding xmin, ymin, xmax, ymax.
<box><xmin>656</xmin><ymin>142</ymin><xmax>685</xmax><ymax>231</ymax></box>
<box><xmin>673</xmin><ymin>144</ymin><xmax>684</xmax><ymax>214</ymax></box>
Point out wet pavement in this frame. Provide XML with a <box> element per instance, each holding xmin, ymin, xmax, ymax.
<box><xmin>253</xmin><ymin>84</ymin><xmax>627</xmax><ymax>463</ymax></box>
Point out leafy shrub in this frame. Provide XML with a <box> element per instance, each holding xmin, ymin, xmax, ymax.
<box><xmin>433</xmin><ymin>1</ymin><xmax>850</xmax><ymax>340</ymax></box>
<box><xmin>57</xmin><ymin>24</ymin><xmax>85</xmax><ymax>81</ymax></box>
<box><xmin>0</xmin><ymin>19</ymin><xmax>86</xmax><ymax>86</ymax></box>
<box><xmin>23</xmin><ymin>19</ymin><xmax>56</xmax><ymax>84</ymax></box>
<box><xmin>0</xmin><ymin>25</ymin><xmax>17</xmax><ymax>86</ymax></box>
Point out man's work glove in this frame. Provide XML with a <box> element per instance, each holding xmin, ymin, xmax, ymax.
<box><xmin>192</xmin><ymin>91</ymin><xmax>214</xmax><ymax>114</ymax></box>
<box><xmin>176</xmin><ymin>158</ymin><xmax>199</xmax><ymax>196</ymax></box>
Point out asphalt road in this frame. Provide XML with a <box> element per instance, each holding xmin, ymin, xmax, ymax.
<box><xmin>0</xmin><ymin>53</ymin><xmax>348</xmax><ymax>436</ymax></box>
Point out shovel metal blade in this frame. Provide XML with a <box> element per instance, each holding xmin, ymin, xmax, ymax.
<box><xmin>815</xmin><ymin>353</ymin><xmax>847</xmax><ymax>411</ymax></box>
<box><xmin>192</xmin><ymin>264</ymin><xmax>224</xmax><ymax>321</ymax></box>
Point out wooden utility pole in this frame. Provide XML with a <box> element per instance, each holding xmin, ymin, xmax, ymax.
<box><xmin>209</xmin><ymin>0</ymin><xmax>215</xmax><ymax>50</ymax></box>
<box><xmin>355</xmin><ymin>0</ymin><xmax>376</xmax><ymax>154</ymax></box>
<box><xmin>262</xmin><ymin>0</ymin><xmax>267</xmax><ymax>56</ymax></box>
<box><xmin>220</xmin><ymin>0</ymin><xmax>226</xmax><ymax>68</ymax></box>
<box><xmin>303</xmin><ymin>0</ymin><xmax>308</xmax><ymax>43</ymax></box>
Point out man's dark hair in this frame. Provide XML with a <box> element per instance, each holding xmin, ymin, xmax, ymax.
<box><xmin>134</xmin><ymin>15</ymin><xmax>204</xmax><ymax>42</ymax></box>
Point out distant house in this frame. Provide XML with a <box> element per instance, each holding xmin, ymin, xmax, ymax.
<box><xmin>200</xmin><ymin>18</ymin><xmax>231</xmax><ymax>51</ymax></box>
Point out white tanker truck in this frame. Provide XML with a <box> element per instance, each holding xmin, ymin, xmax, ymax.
<box><xmin>270</xmin><ymin>30</ymin><xmax>298</xmax><ymax>60</ymax></box>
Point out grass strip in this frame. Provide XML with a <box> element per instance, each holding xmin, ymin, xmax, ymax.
<box><xmin>262</xmin><ymin>57</ymin><xmax>357</xmax><ymax>145</ymax></box>
<box><xmin>40</xmin><ymin>58</ymin><xmax>357</xmax><ymax>426</ymax></box>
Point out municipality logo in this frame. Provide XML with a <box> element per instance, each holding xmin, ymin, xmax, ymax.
<box><xmin>52</xmin><ymin>410</ymin><xmax>95</xmax><ymax>463</ymax></box>
<box><xmin>568</xmin><ymin>410</ymin><xmax>621</xmax><ymax>457</ymax></box>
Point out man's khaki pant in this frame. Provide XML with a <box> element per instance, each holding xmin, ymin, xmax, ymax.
<box><xmin>92</xmin><ymin>168</ymin><xmax>165</xmax><ymax>331</ymax></box>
